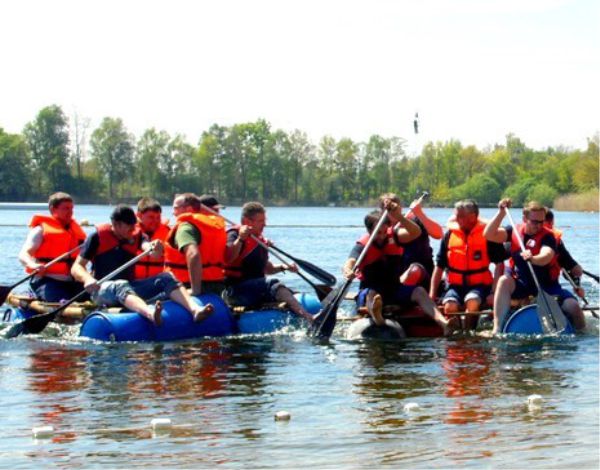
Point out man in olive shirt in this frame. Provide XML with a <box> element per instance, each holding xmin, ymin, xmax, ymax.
<box><xmin>166</xmin><ymin>193</ymin><xmax>226</xmax><ymax>296</ymax></box>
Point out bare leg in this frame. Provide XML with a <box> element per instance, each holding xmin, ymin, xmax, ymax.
<box><xmin>464</xmin><ymin>298</ymin><xmax>482</xmax><ymax>330</ymax></box>
<box><xmin>561</xmin><ymin>297</ymin><xmax>585</xmax><ymax>331</ymax></box>
<box><xmin>169</xmin><ymin>286</ymin><xmax>214</xmax><ymax>323</ymax></box>
<box><xmin>443</xmin><ymin>300</ymin><xmax>464</xmax><ymax>331</ymax></box>
<box><xmin>275</xmin><ymin>286</ymin><xmax>313</xmax><ymax>322</ymax></box>
<box><xmin>492</xmin><ymin>275</ymin><xmax>515</xmax><ymax>334</ymax></box>
<box><xmin>123</xmin><ymin>294</ymin><xmax>162</xmax><ymax>326</ymax></box>
<box><xmin>366</xmin><ymin>289</ymin><xmax>385</xmax><ymax>326</ymax></box>
<box><xmin>412</xmin><ymin>286</ymin><xmax>458</xmax><ymax>336</ymax></box>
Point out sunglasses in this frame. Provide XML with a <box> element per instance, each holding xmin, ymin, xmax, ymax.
<box><xmin>528</xmin><ymin>218</ymin><xmax>544</xmax><ymax>225</ymax></box>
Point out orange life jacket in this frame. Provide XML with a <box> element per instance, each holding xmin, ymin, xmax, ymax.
<box><xmin>224</xmin><ymin>225</ymin><xmax>268</xmax><ymax>280</ymax></box>
<box><xmin>355</xmin><ymin>228</ymin><xmax>404</xmax><ymax>280</ymax></box>
<box><xmin>27</xmin><ymin>214</ymin><xmax>87</xmax><ymax>276</ymax></box>
<box><xmin>133</xmin><ymin>222</ymin><xmax>170</xmax><ymax>280</ymax></box>
<box><xmin>164</xmin><ymin>213</ymin><xmax>226</xmax><ymax>283</ymax></box>
<box><xmin>547</xmin><ymin>227</ymin><xmax>563</xmax><ymax>281</ymax></box>
<box><xmin>446</xmin><ymin>222</ymin><xmax>493</xmax><ymax>286</ymax></box>
<box><xmin>509</xmin><ymin>224</ymin><xmax>560</xmax><ymax>281</ymax></box>
<box><xmin>95</xmin><ymin>223</ymin><xmax>141</xmax><ymax>257</ymax></box>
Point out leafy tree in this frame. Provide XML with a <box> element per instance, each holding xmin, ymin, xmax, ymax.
<box><xmin>23</xmin><ymin>104</ymin><xmax>72</xmax><ymax>194</ymax></box>
<box><xmin>527</xmin><ymin>183</ymin><xmax>558</xmax><ymax>207</ymax></box>
<box><xmin>90</xmin><ymin>117</ymin><xmax>135</xmax><ymax>201</ymax></box>
<box><xmin>0</xmin><ymin>128</ymin><xmax>32</xmax><ymax>200</ymax></box>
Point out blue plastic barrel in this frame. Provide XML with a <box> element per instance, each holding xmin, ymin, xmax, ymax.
<box><xmin>235</xmin><ymin>293</ymin><xmax>320</xmax><ymax>335</ymax></box>
<box><xmin>502</xmin><ymin>305</ymin><xmax>574</xmax><ymax>335</ymax></box>
<box><xmin>79</xmin><ymin>294</ymin><xmax>236</xmax><ymax>342</ymax></box>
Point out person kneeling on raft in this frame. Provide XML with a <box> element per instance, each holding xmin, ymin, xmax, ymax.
<box><xmin>71</xmin><ymin>205</ymin><xmax>213</xmax><ymax>326</ymax></box>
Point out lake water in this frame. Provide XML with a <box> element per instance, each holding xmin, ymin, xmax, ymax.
<box><xmin>0</xmin><ymin>205</ymin><xmax>598</xmax><ymax>469</ymax></box>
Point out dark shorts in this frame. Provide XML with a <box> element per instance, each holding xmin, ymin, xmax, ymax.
<box><xmin>226</xmin><ymin>277</ymin><xmax>284</xmax><ymax>307</ymax></box>
<box><xmin>513</xmin><ymin>279</ymin><xmax>575</xmax><ymax>304</ymax></box>
<box><xmin>30</xmin><ymin>277</ymin><xmax>86</xmax><ymax>303</ymax></box>
<box><xmin>442</xmin><ymin>284</ymin><xmax>491</xmax><ymax>305</ymax></box>
<box><xmin>357</xmin><ymin>283</ymin><xmax>416</xmax><ymax>307</ymax></box>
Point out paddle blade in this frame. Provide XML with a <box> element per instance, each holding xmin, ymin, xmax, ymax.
<box><xmin>0</xmin><ymin>285</ymin><xmax>12</xmax><ymax>306</ymax></box>
<box><xmin>309</xmin><ymin>305</ymin><xmax>338</xmax><ymax>339</ymax></box>
<box><xmin>536</xmin><ymin>290</ymin><xmax>570</xmax><ymax>334</ymax></box>
<box><xmin>314</xmin><ymin>284</ymin><xmax>333</xmax><ymax>302</ymax></box>
<box><xmin>297</xmin><ymin>261</ymin><xmax>337</xmax><ymax>286</ymax></box>
<box><xmin>4</xmin><ymin>321</ymin><xmax>25</xmax><ymax>339</ymax></box>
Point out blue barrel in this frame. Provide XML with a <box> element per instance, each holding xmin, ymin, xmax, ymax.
<box><xmin>236</xmin><ymin>293</ymin><xmax>321</xmax><ymax>335</ymax></box>
<box><xmin>79</xmin><ymin>294</ymin><xmax>236</xmax><ymax>342</ymax></box>
<box><xmin>503</xmin><ymin>305</ymin><xmax>574</xmax><ymax>335</ymax></box>
<box><xmin>2</xmin><ymin>307</ymin><xmax>31</xmax><ymax>323</ymax></box>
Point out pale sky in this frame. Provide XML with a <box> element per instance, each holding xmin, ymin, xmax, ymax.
<box><xmin>1</xmin><ymin>0</ymin><xmax>598</xmax><ymax>152</ymax></box>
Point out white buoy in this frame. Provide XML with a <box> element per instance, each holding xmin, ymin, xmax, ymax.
<box><xmin>274</xmin><ymin>410</ymin><xmax>291</xmax><ymax>421</ymax></box>
<box><xmin>403</xmin><ymin>402</ymin><xmax>420</xmax><ymax>412</ymax></box>
<box><xmin>32</xmin><ymin>425</ymin><xmax>54</xmax><ymax>438</ymax></box>
<box><xmin>527</xmin><ymin>394</ymin><xmax>543</xmax><ymax>407</ymax></box>
<box><xmin>151</xmin><ymin>418</ymin><xmax>172</xmax><ymax>430</ymax></box>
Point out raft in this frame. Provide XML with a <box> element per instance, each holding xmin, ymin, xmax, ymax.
<box><xmin>3</xmin><ymin>293</ymin><xmax>322</xmax><ymax>342</ymax></box>
<box><xmin>502</xmin><ymin>305</ymin><xmax>575</xmax><ymax>335</ymax></box>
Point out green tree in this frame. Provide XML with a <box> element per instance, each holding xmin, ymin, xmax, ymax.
<box><xmin>0</xmin><ymin>128</ymin><xmax>32</xmax><ymax>200</ymax></box>
<box><xmin>527</xmin><ymin>183</ymin><xmax>558</xmax><ymax>207</ymax></box>
<box><xmin>90</xmin><ymin>117</ymin><xmax>135</xmax><ymax>201</ymax></box>
<box><xmin>23</xmin><ymin>104</ymin><xmax>72</xmax><ymax>194</ymax></box>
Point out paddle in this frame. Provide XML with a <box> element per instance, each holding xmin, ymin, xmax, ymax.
<box><xmin>505</xmin><ymin>209</ymin><xmax>569</xmax><ymax>334</ymax></box>
<box><xmin>268</xmin><ymin>244</ymin><xmax>337</xmax><ymax>286</ymax></box>
<box><xmin>4</xmin><ymin>246</ymin><xmax>155</xmax><ymax>338</ymax></box>
<box><xmin>0</xmin><ymin>244</ymin><xmax>83</xmax><ymax>306</ymax></box>
<box><xmin>308</xmin><ymin>209</ymin><xmax>391</xmax><ymax>338</ymax></box>
<box><xmin>309</xmin><ymin>191</ymin><xmax>431</xmax><ymax>339</ymax></box>
<box><xmin>200</xmin><ymin>204</ymin><xmax>332</xmax><ymax>300</ymax></box>
<box><xmin>582</xmin><ymin>270</ymin><xmax>599</xmax><ymax>283</ymax></box>
<box><xmin>562</xmin><ymin>269</ymin><xmax>598</xmax><ymax>319</ymax></box>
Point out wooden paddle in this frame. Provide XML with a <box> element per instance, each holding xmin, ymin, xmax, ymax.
<box><xmin>0</xmin><ymin>244</ymin><xmax>83</xmax><ymax>305</ymax></box>
<box><xmin>268</xmin><ymin>244</ymin><xmax>337</xmax><ymax>286</ymax></box>
<box><xmin>582</xmin><ymin>270</ymin><xmax>599</xmax><ymax>283</ymax></box>
<box><xmin>4</xmin><ymin>246</ymin><xmax>155</xmax><ymax>338</ymax></box>
<box><xmin>505</xmin><ymin>210</ymin><xmax>570</xmax><ymax>334</ymax></box>
<box><xmin>201</xmin><ymin>204</ymin><xmax>333</xmax><ymax>301</ymax></box>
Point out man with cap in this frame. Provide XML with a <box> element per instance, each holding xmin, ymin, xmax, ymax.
<box><xmin>164</xmin><ymin>193</ymin><xmax>227</xmax><ymax>296</ymax></box>
<box><xmin>71</xmin><ymin>204</ymin><xmax>213</xmax><ymax>325</ymax></box>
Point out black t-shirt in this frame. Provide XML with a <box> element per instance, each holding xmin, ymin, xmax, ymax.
<box><xmin>226</xmin><ymin>229</ymin><xmax>269</xmax><ymax>283</ymax></box>
<box><xmin>397</xmin><ymin>217</ymin><xmax>434</xmax><ymax>274</ymax></box>
<box><xmin>349</xmin><ymin>239</ymin><xmax>401</xmax><ymax>291</ymax></box>
<box><xmin>81</xmin><ymin>231</ymin><xmax>144</xmax><ymax>281</ymax></box>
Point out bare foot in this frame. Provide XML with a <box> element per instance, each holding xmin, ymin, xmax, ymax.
<box><xmin>153</xmin><ymin>301</ymin><xmax>163</xmax><ymax>327</ymax></box>
<box><xmin>369</xmin><ymin>294</ymin><xmax>385</xmax><ymax>326</ymax></box>
<box><xmin>193</xmin><ymin>303</ymin><xmax>214</xmax><ymax>323</ymax></box>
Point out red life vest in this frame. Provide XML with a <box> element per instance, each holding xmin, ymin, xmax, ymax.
<box><xmin>355</xmin><ymin>228</ymin><xmax>404</xmax><ymax>280</ymax></box>
<box><xmin>446</xmin><ymin>222</ymin><xmax>493</xmax><ymax>286</ymax></box>
<box><xmin>133</xmin><ymin>222</ymin><xmax>170</xmax><ymax>280</ymax></box>
<box><xmin>224</xmin><ymin>225</ymin><xmax>268</xmax><ymax>279</ymax></box>
<box><xmin>547</xmin><ymin>227</ymin><xmax>563</xmax><ymax>281</ymax></box>
<box><xmin>96</xmin><ymin>223</ymin><xmax>141</xmax><ymax>257</ymax></box>
<box><xmin>164</xmin><ymin>213</ymin><xmax>226</xmax><ymax>283</ymax></box>
<box><xmin>26</xmin><ymin>214</ymin><xmax>87</xmax><ymax>276</ymax></box>
<box><xmin>509</xmin><ymin>224</ymin><xmax>560</xmax><ymax>280</ymax></box>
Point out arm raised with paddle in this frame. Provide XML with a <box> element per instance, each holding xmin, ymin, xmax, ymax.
<box><xmin>484</xmin><ymin>199</ymin><xmax>570</xmax><ymax>334</ymax></box>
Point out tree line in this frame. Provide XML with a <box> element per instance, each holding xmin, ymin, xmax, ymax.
<box><xmin>0</xmin><ymin>104</ymin><xmax>598</xmax><ymax>208</ymax></box>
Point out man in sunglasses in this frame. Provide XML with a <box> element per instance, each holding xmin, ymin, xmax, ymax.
<box><xmin>483</xmin><ymin>199</ymin><xmax>584</xmax><ymax>334</ymax></box>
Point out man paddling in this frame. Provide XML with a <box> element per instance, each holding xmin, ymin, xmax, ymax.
<box><xmin>224</xmin><ymin>202</ymin><xmax>313</xmax><ymax>322</ymax></box>
<box><xmin>71</xmin><ymin>205</ymin><xmax>212</xmax><ymax>325</ymax></box>
<box><xmin>483</xmin><ymin>199</ymin><xmax>585</xmax><ymax>333</ymax></box>
<box><xmin>19</xmin><ymin>192</ymin><xmax>87</xmax><ymax>302</ymax></box>
<box><xmin>164</xmin><ymin>193</ymin><xmax>227</xmax><ymax>296</ymax></box>
<box><xmin>343</xmin><ymin>200</ymin><xmax>457</xmax><ymax>335</ymax></box>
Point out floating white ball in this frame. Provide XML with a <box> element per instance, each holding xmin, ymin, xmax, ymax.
<box><xmin>274</xmin><ymin>410</ymin><xmax>291</xmax><ymax>421</ymax></box>
<box><xmin>32</xmin><ymin>425</ymin><xmax>54</xmax><ymax>438</ymax></box>
<box><xmin>527</xmin><ymin>394</ymin><xmax>543</xmax><ymax>407</ymax></box>
<box><xmin>151</xmin><ymin>418</ymin><xmax>172</xmax><ymax>430</ymax></box>
<box><xmin>403</xmin><ymin>402</ymin><xmax>420</xmax><ymax>412</ymax></box>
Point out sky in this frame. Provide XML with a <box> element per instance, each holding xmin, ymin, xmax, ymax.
<box><xmin>1</xmin><ymin>0</ymin><xmax>598</xmax><ymax>153</ymax></box>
